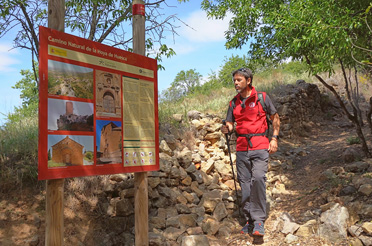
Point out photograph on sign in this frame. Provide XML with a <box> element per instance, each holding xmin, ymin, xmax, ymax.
<box><xmin>96</xmin><ymin>120</ymin><xmax>122</xmax><ymax>165</ymax></box>
<box><xmin>47</xmin><ymin>135</ymin><xmax>94</xmax><ymax>167</ymax></box>
<box><xmin>38</xmin><ymin>26</ymin><xmax>159</xmax><ymax>180</ymax></box>
<box><xmin>47</xmin><ymin>98</ymin><xmax>94</xmax><ymax>132</ymax></box>
<box><xmin>48</xmin><ymin>60</ymin><xmax>94</xmax><ymax>99</ymax></box>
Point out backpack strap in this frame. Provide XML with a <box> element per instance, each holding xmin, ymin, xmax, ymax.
<box><xmin>230</xmin><ymin>95</ymin><xmax>239</xmax><ymax>109</ymax></box>
<box><xmin>256</xmin><ymin>92</ymin><xmax>272</xmax><ymax>138</ymax></box>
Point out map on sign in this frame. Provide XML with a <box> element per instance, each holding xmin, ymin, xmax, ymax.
<box><xmin>38</xmin><ymin>26</ymin><xmax>159</xmax><ymax>180</ymax></box>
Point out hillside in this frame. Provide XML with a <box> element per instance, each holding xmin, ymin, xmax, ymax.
<box><xmin>1</xmin><ymin>80</ymin><xmax>372</xmax><ymax>246</ymax></box>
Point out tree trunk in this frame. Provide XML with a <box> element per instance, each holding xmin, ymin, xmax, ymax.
<box><xmin>368</xmin><ymin>96</ymin><xmax>372</xmax><ymax>134</ymax></box>
<box><xmin>310</xmin><ymin>65</ymin><xmax>371</xmax><ymax>158</ymax></box>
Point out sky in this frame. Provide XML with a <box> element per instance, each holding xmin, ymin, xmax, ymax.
<box><xmin>0</xmin><ymin>1</ymin><xmax>248</xmax><ymax>125</ymax></box>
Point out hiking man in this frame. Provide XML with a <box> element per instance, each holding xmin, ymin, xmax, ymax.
<box><xmin>221</xmin><ymin>68</ymin><xmax>280</xmax><ymax>237</ymax></box>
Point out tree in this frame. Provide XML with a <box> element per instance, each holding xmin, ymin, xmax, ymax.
<box><xmin>218</xmin><ymin>55</ymin><xmax>249</xmax><ymax>86</ymax></box>
<box><xmin>0</xmin><ymin>0</ymin><xmax>189</xmax><ymax>83</ymax></box>
<box><xmin>202</xmin><ymin>0</ymin><xmax>372</xmax><ymax>157</ymax></box>
<box><xmin>172</xmin><ymin>69</ymin><xmax>202</xmax><ymax>96</ymax></box>
<box><xmin>7</xmin><ymin>67</ymin><xmax>39</xmax><ymax>123</ymax></box>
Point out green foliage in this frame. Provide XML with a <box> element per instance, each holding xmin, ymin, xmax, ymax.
<box><xmin>218</xmin><ymin>55</ymin><xmax>250</xmax><ymax>86</ymax></box>
<box><xmin>201</xmin><ymin>0</ymin><xmax>371</xmax><ymax>75</ymax></box>
<box><xmin>85</xmin><ymin>151</ymin><xmax>94</xmax><ymax>161</ymax></box>
<box><xmin>346</xmin><ymin>136</ymin><xmax>361</xmax><ymax>145</ymax></box>
<box><xmin>0</xmin><ymin>115</ymin><xmax>38</xmax><ymax>189</ymax></box>
<box><xmin>7</xmin><ymin>68</ymin><xmax>39</xmax><ymax>124</ymax></box>
<box><xmin>161</xmin><ymin>69</ymin><xmax>202</xmax><ymax>101</ymax></box>
<box><xmin>280</xmin><ymin>61</ymin><xmax>308</xmax><ymax>76</ymax></box>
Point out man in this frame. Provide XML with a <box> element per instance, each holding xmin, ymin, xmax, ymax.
<box><xmin>221</xmin><ymin>68</ymin><xmax>280</xmax><ymax>237</ymax></box>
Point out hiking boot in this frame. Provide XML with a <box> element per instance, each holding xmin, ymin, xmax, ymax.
<box><xmin>252</xmin><ymin>221</ymin><xmax>265</xmax><ymax>236</ymax></box>
<box><xmin>240</xmin><ymin>221</ymin><xmax>254</xmax><ymax>234</ymax></box>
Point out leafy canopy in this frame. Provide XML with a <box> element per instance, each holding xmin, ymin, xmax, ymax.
<box><xmin>201</xmin><ymin>0</ymin><xmax>372</xmax><ymax>75</ymax></box>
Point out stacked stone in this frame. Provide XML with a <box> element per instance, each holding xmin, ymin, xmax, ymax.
<box><xmin>271</xmin><ymin>80</ymin><xmax>323</xmax><ymax>138</ymax></box>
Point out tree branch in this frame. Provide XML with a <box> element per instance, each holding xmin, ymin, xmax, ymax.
<box><xmin>97</xmin><ymin>6</ymin><xmax>131</xmax><ymax>43</ymax></box>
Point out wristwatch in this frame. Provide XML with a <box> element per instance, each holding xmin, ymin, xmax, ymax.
<box><xmin>271</xmin><ymin>135</ymin><xmax>279</xmax><ymax>140</ymax></box>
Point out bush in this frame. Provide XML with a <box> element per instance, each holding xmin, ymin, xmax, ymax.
<box><xmin>0</xmin><ymin>115</ymin><xmax>38</xmax><ymax>189</ymax></box>
<box><xmin>346</xmin><ymin>136</ymin><xmax>361</xmax><ymax>145</ymax></box>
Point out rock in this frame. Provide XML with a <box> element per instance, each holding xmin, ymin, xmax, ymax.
<box><xmin>160</xmin><ymin>140</ymin><xmax>173</xmax><ymax>156</ymax></box>
<box><xmin>110</xmin><ymin>174</ymin><xmax>130</xmax><ymax>182</ymax></box>
<box><xmin>159</xmin><ymin>153</ymin><xmax>177</xmax><ymax>174</ymax></box>
<box><xmin>352</xmin><ymin>176</ymin><xmax>372</xmax><ymax>189</ymax></box>
<box><xmin>163</xmin><ymin>134</ymin><xmax>179</xmax><ymax>151</ymax></box>
<box><xmin>150</xmin><ymin>217</ymin><xmax>166</xmax><ymax>229</ymax></box>
<box><xmin>349</xmin><ymin>238</ymin><xmax>364</xmax><ymax>246</ymax></box>
<box><xmin>319</xmin><ymin>203</ymin><xmax>349</xmax><ymax>243</ymax></box>
<box><xmin>179</xmin><ymin>214</ymin><xmax>197</xmax><ymax>228</ymax></box>
<box><xmin>181</xmin><ymin>235</ymin><xmax>210</xmax><ymax>246</ymax></box>
<box><xmin>25</xmin><ymin>236</ymin><xmax>39</xmax><ymax>246</ymax></box>
<box><xmin>148</xmin><ymin>177</ymin><xmax>161</xmax><ymax>189</ymax></box>
<box><xmin>186</xmin><ymin>227</ymin><xmax>204</xmax><ymax>235</ymax></box>
<box><xmin>362</xmin><ymin>222</ymin><xmax>372</xmax><ymax>236</ymax></box>
<box><xmin>281</xmin><ymin>221</ymin><xmax>300</xmax><ymax>235</ymax></box>
<box><xmin>213</xmin><ymin>202</ymin><xmax>228</xmax><ymax>222</ymax></box>
<box><xmin>204</xmin><ymin>132</ymin><xmax>222</xmax><ymax>141</ymax></box>
<box><xmin>187</xmin><ymin>110</ymin><xmax>202</xmax><ymax>120</ymax></box>
<box><xmin>149</xmin><ymin>231</ymin><xmax>165</xmax><ymax>246</ymax></box>
<box><xmin>191</xmin><ymin>181</ymin><xmax>204</xmax><ymax>197</ymax></box>
<box><xmin>176</xmin><ymin>147</ymin><xmax>193</xmax><ymax>169</ymax></box>
<box><xmin>285</xmin><ymin>234</ymin><xmax>299</xmax><ymax>244</ymax></box>
<box><xmin>358</xmin><ymin>184</ymin><xmax>372</xmax><ymax>196</ymax></box>
<box><xmin>201</xmin><ymin>216</ymin><xmax>220</xmax><ymax>235</ymax></box>
<box><xmin>201</xmin><ymin>159</ymin><xmax>215</xmax><ymax>174</ymax></box>
<box><xmin>214</xmin><ymin>160</ymin><xmax>231</xmax><ymax>179</ymax></box>
<box><xmin>361</xmin><ymin>204</ymin><xmax>372</xmax><ymax>217</ymax></box>
<box><xmin>339</xmin><ymin>185</ymin><xmax>357</xmax><ymax>196</ymax></box>
<box><xmin>116</xmin><ymin>199</ymin><xmax>134</xmax><ymax>217</ymax></box>
<box><xmin>176</xmin><ymin>203</ymin><xmax>191</xmax><ymax>214</ymax></box>
<box><xmin>269</xmin><ymin>160</ymin><xmax>282</xmax><ymax>172</ymax></box>
<box><xmin>348</xmin><ymin>225</ymin><xmax>364</xmax><ymax>237</ymax></box>
<box><xmin>345</xmin><ymin>161</ymin><xmax>370</xmax><ymax>173</ymax></box>
<box><xmin>182</xmin><ymin>176</ymin><xmax>193</xmax><ymax>186</ymax></box>
<box><xmin>201</xmin><ymin>190</ymin><xmax>222</xmax><ymax>213</ymax></box>
<box><xmin>359</xmin><ymin>235</ymin><xmax>372</xmax><ymax>246</ymax></box>
<box><xmin>163</xmin><ymin>227</ymin><xmax>186</xmax><ymax>241</ymax></box>
<box><xmin>173</xmin><ymin>113</ymin><xmax>183</xmax><ymax>122</ymax></box>
<box><xmin>343</xmin><ymin>147</ymin><xmax>362</xmax><ymax>163</ymax></box>
<box><xmin>319</xmin><ymin>169</ymin><xmax>337</xmax><ymax>182</ymax></box>
<box><xmin>296</xmin><ymin>220</ymin><xmax>318</xmax><ymax>237</ymax></box>
<box><xmin>167</xmin><ymin>216</ymin><xmax>181</xmax><ymax>228</ymax></box>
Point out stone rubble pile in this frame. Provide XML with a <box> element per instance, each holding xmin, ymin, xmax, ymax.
<box><xmin>99</xmin><ymin>81</ymin><xmax>372</xmax><ymax>246</ymax></box>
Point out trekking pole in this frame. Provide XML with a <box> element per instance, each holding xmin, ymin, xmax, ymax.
<box><xmin>222</xmin><ymin>120</ymin><xmax>241</xmax><ymax>218</ymax></box>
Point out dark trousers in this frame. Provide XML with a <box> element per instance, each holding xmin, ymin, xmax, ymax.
<box><xmin>236</xmin><ymin>149</ymin><xmax>269</xmax><ymax>223</ymax></box>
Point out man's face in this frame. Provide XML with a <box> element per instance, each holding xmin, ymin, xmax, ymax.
<box><xmin>233</xmin><ymin>74</ymin><xmax>250</xmax><ymax>94</ymax></box>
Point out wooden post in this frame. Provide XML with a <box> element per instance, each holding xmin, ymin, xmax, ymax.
<box><xmin>46</xmin><ymin>179</ymin><xmax>64</xmax><ymax>246</ymax></box>
<box><xmin>46</xmin><ymin>0</ymin><xmax>65</xmax><ymax>245</ymax></box>
<box><xmin>132</xmin><ymin>1</ymin><xmax>148</xmax><ymax>245</ymax></box>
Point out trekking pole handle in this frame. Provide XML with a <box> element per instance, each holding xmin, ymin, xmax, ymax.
<box><xmin>222</xmin><ymin>120</ymin><xmax>230</xmax><ymax>135</ymax></box>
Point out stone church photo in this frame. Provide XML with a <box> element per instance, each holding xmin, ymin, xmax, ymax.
<box><xmin>48</xmin><ymin>135</ymin><xmax>94</xmax><ymax>167</ymax></box>
<box><xmin>95</xmin><ymin>70</ymin><xmax>122</xmax><ymax>118</ymax></box>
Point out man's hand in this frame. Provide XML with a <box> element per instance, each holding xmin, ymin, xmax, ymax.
<box><xmin>268</xmin><ymin>139</ymin><xmax>278</xmax><ymax>154</ymax></box>
<box><xmin>221</xmin><ymin>124</ymin><xmax>229</xmax><ymax>135</ymax></box>
<box><xmin>221</xmin><ymin>121</ymin><xmax>233</xmax><ymax>135</ymax></box>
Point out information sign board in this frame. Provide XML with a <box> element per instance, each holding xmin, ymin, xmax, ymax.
<box><xmin>38</xmin><ymin>26</ymin><xmax>159</xmax><ymax>180</ymax></box>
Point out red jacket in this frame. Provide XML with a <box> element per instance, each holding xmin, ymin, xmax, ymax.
<box><xmin>230</xmin><ymin>87</ymin><xmax>269</xmax><ymax>151</ymax></box>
